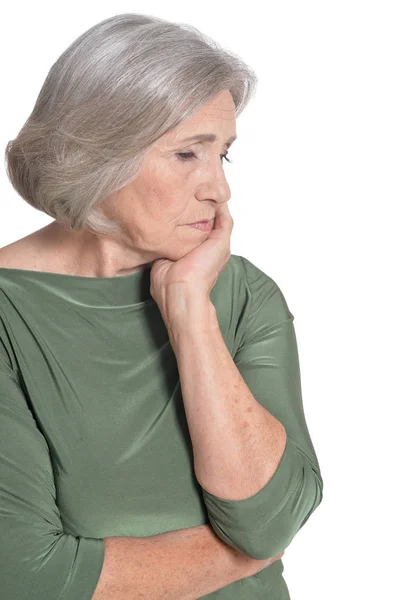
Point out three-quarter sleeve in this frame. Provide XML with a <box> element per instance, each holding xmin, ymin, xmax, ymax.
<box><xmin>201</xmin><ymin>256</ymin><xmax>323</xmax><ymax>560</ymax></box>
<box><xmin>0</xmin><ymin>348</ymin><xmax>105</xmax><ymax>598</ymax></box>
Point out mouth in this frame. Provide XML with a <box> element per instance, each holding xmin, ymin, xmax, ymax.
<box><xmin>187</xmin><ymin>218</ymin><xmax>214</xmax><ymax>225</ymax></box>
<box><xmin>186</xmin><ymin>218</ymin><xmax>215</xmax><ymax>231</ymax></box>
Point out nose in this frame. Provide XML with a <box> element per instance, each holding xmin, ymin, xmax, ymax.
<box><xmin>199</xmin><ymin>159</ymin><xmax>231</xmax><ymax>205</ymax></box>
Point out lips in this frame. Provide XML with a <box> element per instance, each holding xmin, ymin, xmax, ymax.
<box><xmin>188</xmin><ymin>218</ymin><xmax>214</xmax><ymax>225</ymax></box>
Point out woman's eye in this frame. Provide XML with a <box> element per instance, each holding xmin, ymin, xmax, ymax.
<box><xmin>177</xmin><ymin>152</ymin><xmax>196</xmax><ymax>161</ymax></box>
<box><xmin>176</xmin><ymin>152</ymin><xmax>233</xmax><ymax>164</ymax></box>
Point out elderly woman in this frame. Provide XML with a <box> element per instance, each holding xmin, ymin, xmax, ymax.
<box><xmin>0</xmin><ymin>13</ymin><xmax>323</xmax><ymax>600</ymax></box>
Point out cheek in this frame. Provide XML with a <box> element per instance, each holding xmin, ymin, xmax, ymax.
<box><xmin>153</xmin><ymin>186</ymin><xmax>192</xmax><ymax>222</ymax></box>
<box><xmin>122</xmin><ymin>165</ymin><xmax>194</xmax><ymax>226</ymax></box>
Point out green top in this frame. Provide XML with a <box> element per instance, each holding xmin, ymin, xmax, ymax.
<box><xmin>0</xmin><ymin>253</ymin><xmax>323</xmax><ymax>599</ymax></box>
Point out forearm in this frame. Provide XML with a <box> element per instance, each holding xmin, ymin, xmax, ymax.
<box><xmin>169</xmin><ymin>296</ymin><xmax>287</xmax><ymax>501</ymax></box>
<box><xmin>91</xmin><ymin>524</ymin><xmax>255</xmax><ymax>600</ymax></box>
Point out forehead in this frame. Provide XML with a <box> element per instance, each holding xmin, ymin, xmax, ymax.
<box><xmin>163</xmin><ymin>93</ymin><xmax>237</xmax><ymax>148</ymax></box>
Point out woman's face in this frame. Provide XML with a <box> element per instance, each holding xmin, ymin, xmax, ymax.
<box><xmin>101</xmin><ymin>89</ymin><xmax>237</xmax><ymax>265</ymax></box>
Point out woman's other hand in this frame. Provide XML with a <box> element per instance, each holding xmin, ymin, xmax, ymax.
<box><xmin>239</xmin><ymin>550</ymin><xmax>285</xmax><ymax>580</ymax></box>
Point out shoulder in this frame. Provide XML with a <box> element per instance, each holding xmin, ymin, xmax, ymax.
<box><xmin>0</xmin><ymin>227</ymin><xmax>50</xmax><ymax>271</ymax></box>
<box><xmin>230</xmin><ymin>254</ymin><xmax>294</xmax><ymax>323</ymax></box>
<box><xmin>0</xmin><ymin>244</ymin><xmax>22</xmax><ymax>269</ymax></box>
<box><xmin>229</xmin><ymin>254</ymin><xmax>281</xmax><ymax>295</ymax></box>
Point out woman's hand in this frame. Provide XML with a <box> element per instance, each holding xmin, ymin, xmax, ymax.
<box><xmin>247</xmin><ymin>550</ymin><xmax>285</xmax><ymax>577</ymax></box>
<box><xmin>237</xmin><ymin>550</ymin><xmax>285</xmax><ymax>580</ymax></box>
<box><xmin>150</xmin><ymin>202</ymin><xmax>233</xmax><ymax>299</ymax></box>
<box><xmin>149</xmin><ymin>202</ymin><xmax>233</xmax><ymax>333</ymax></box>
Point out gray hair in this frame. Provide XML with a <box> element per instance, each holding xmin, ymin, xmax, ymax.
<box><xmin>4</xmin><ymin>13</ymin><xmax>258</xmax><ymax>236</ymax></box>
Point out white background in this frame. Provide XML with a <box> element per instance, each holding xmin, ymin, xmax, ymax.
<box><xmin>1</xmin><ymin>2</ymin><xmax>398</xmax><ymax>598</ymax></box>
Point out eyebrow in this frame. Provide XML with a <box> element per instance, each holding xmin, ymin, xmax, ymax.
<box><xmin>178</xmin><ymin>134</ymin><xmax>237</xmax><ymax>146</ymax></box>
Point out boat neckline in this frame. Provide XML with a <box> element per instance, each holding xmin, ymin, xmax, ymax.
<box><xmin>0</xmin><ymin>266</ymin><xmax>151</xmax><ymax>282</ymax></box>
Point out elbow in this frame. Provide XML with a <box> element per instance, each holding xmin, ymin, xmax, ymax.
<box><xmin>1</xmin><ymin>525</ymin><xmax>104</xmax><ymax>600</ymax></box>
<box><xmin>2</xmin><ymin>530</ymin><xmax>64</xmax><ymax>599</ymax></box>
<box><xmin>298</xmin><ymin>467</ymin><xmax>324</xmax><ymax>531</ymax></box>
<box><xmin>245</xmin><ymin>464</ymin><xmax>324</xmax><ymax>560</ymax></box>
<box><xmin>205</xmin><ymin>462</ymin><xmax>324</xmax><ymax>561</ymax></box>
<box><xmin>202</xmin><ymin>437</ymin><xmax>324</xmax><ymax>561</ymax></box>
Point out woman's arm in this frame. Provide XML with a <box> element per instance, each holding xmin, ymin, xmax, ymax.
<box><xmin>164</xmin><ymin>260</ymin><xmax>323</xmax><ymax>561</ymax></box>
<box><xmin>91</xmin><ymin>525</ymin><xmax>282</xmax><ymax>600</ymax></box>
<box><xmin>167</xmin><ymin>294</ymin><xmax>287</xmax><ymax>501</ymax></box>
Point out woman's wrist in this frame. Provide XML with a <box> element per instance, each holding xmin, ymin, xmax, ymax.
<box><xmin>197</xmin><ymin>524</ymin><xmax>259</xmax><ymax>585</ymax></box>
<box><xmin>164</xmin><ymin>291</ymin><xmax>219</xmax><ymax>350</ymax></box>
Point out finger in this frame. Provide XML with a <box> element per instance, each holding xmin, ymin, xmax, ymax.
<box><xmin>214</xmin><ymin>203</ymin><xmax>234</xmax><ymax>232</ymax></box>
